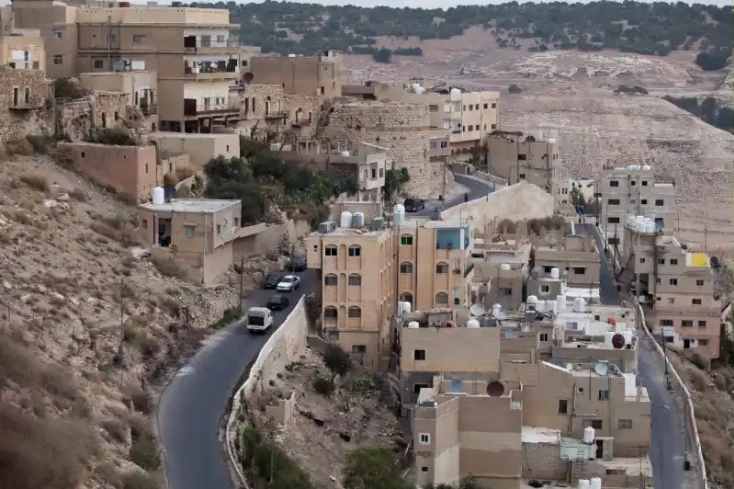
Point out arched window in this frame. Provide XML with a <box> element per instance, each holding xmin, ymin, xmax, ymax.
<box><xmin>324</xmin><ymin>307</ymin><xmax>338</xmax><ymax>319</ymax></box>
<box><xmin>400</xmin><ymin>262</ymin><xmax>413</xmax><ymax>274</ymax></box>
<box><xmin>400</xmin><ymin>293</ymin><xmax>413</xmax><ymax>304</ymax></box>
<box><xmin>348</xmin><ymin>245</ymin><xmax>361</xmax><ymax>257</ymax></box>
<box><xmin>114</xmin><ymin>111</ymin><xmax>119</xmax><ymax>121</ymax></box>
<box><xmin>324</xmin><ymin>274</ymin><xmax>338</xmax><ymax>286</ymax></box>
<box><xmin>435</xmin><ymin>293</ymin><xmax>449</xmax><ymax>305</ymax></box>
<box><xmin>265</xmin><ymin>95</ymin><xmax>271</xmax><ymax>115</ymax></box>
<box><xmin>101</xmin><ymin>112</ymin><xmax>107</xmax><ymax>128</ymax></box>
<box><xmin>324</xmin><ymin>245</ymin><xmax>337</xmax><ymax>257</ymax></box>
<box><xmin>348</xmin><ymin>306</ymin><xmax>361</xmax><ymax>319</ymax></box>
<box><xmin>435</xmin><ymin>262</ymin><xmax>449</xmax><ymax>274</ymax></box>
<box><xmin>348</xmin><ymin>274</ymin><xmax>361</xmax><ymax>286</ymax></box>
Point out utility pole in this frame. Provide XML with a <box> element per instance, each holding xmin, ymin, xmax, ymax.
<box><xmin>238</xmin><ymin>256</ymin><xmax>244</xmax><ymax>313</ymax></box>
<box><xmin>441</xmin><ymin>160</ymin><xmax>447</xmax><ymax>210</ymax></box>
<box><xmin>704</xmin><ymin>225</ymin><xmax>708</xmax><ymax>253</ymax></box>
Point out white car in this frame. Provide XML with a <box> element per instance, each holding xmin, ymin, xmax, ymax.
<box><xmin>246</xmin><ymin>307</ymin><xmax>273</xmax><ymax>333</ymax></box>
<box><xmin>276</xmin><ymin>275</ymin><xmax>301</xmax><ymax>292</ymax></box>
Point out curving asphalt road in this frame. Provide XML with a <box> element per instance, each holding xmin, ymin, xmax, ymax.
<box><xmin>158</xmin><ymin>174</ymin><xmax>494</xmax><ymax>489</ymax></box>
<box><xmin>412</xmin><ymin>174</ymin><xmax>495</xmax><ymax>218</ymax></box>
<box><xmin>578</xmin><ymin>222</ymin><xmax>687</xmax><ymax>489</ymax></box>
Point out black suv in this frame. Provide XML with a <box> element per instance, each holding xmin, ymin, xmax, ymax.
<box><xmin>403</xmin><ymin>197</ymin><xmax>426</xmax><ymax>212</ymax></box>
<box><xmin>262</xmin><ymin>272</ymin><xmax>283</xmax><ymax>289</ymax></box>
<box><xmin>266</xmin><ymin>294</ymin><xmax>290</xmax><ymax>311</ymax></box>
<box><xmin>287</xmin><ymin>255</ymin><xmax>308</xmax><ymax>272</ymax></box>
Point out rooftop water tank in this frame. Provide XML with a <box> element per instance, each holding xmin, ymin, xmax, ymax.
<box><xmin>573</xmin><ymin>297</ymin><xmax>586</xmax><ymax>313</ymax></box>
<box><xmin>604</xmin><ymin>331</ymin><xmax>615</xmax><ymax>348</ymax></box>
<box><xmin>590</xmin><ymin>478</ymin><xmax>602</xmax><ymax>489</ymax></box>
<box><xmin>623</xmin><ymin>330</ymin><xmax>633</xmax><ymax>345</ymax></box>
<box><xmin>450</xmin><ymin>88</ymin><xmax>462</xmax><ymax>100</ymax></box>
<box><xmin>415</xmin><ymin>86</ymin><xmax>425</xmax><ymax>95</ymax></box>
<box><xmin>407</xmin><ymin>321</ymin><xmax>420</xmax><ymax>329</ymax></box>
<box><xmin>557</xmin><ymin>294</ymin><xmax>567</xmax><ymax>311</ymax></box>
<box><xmin>397</xmin><ymin>301</ymin><xmax>412</xmax><ymax>315</ymax></box>
<box><xmin>466</xmin><ymin>319</ymin><xmax>480</xmax><ymax>329</ymax></box>
<box><xmin>642</xmin><ymin>164</ymin><xmax>652</xmax><ymax>171</ymax></box>
<box><xmin>393</xmin><ymin>204</ymin><xmax>406</xmax><ymax>227</ymax></box>
<box><xmin>152</xmin><ymin>186</ymin><xmax>165</xmax><ymax>205</ymax></box>
<box><xmin>340</xmin><ymin>211</ymin><xmax>353</xmax><ymax>228</ymax></box>
<box><xmin>545</xmin><ymin>138</ymin><xmax>557</xmax><ymax>144</ymax></box>
<box><xmin>352</xmin><ymin>212</ymin><xmax>365</xmax><ymax>228</ymax></box>
<box><xmin>578</xmin><ymin>480</ymin><xmax>590</xmax><ymax>489</ymax></box>
<box><xmin>527</xmin><ymin>295</ymin><xmax>538</xmax><ymax>310</ymax></box>
<box><xmin>583</xmin><ymin>426</ymin><xmax>595</xmax><ymax>444</ymax></box>
<box><xmin>646</xmin><ymin>220</ymin><xmax>656</xmax><ymax>233</ymax></box>
<box><xmin>551</xmin><ymin>267</ymin><xmax>560</xmax><ymax>280</ymax></box>
<box><xmin>340</xmin><ymin>150</ymin><xmax>350</xmax><ymax>157</ymax></box>
<box><xmin>547</xmin><ymin>300</ymin><xmax>557</xmax><ymax>314</ymax></box>
<box><xmin>500</xmin><ymin>263</ymin><xmax>511</xmax><ymax>271</ymax></box>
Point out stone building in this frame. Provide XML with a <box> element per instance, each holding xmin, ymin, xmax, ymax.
<box><xmin>249</xmin><ymin>50</ymin><xmax>342</xmax><ymax>99</ymax></box>
<box><xmin>322</xmin><ymin>101</ymin><xmax>450</xmax><ymax>197</ymax></box>
<box><xmin>230</xmin><ymin>83</ymin><xmax>287</xmax><ymax>139</ymax></box>
<box><xmin>0</xmin><ymin>65</ymin><xmax>52</xmax><ymax>141</ymax></box>
<box><xmin>79</xmin><ymin>70</ymin><xmax>158</xmax><ymax>132</ymax></box>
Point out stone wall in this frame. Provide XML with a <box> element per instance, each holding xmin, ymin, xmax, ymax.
<box><xmin>56</xmin><ymin>91</ymin><xmax>130</xmax><ymax>141</ymax></box>
<box><xmin>322</xmin><ymin>101</ymin><xmax>451</xmax><ymax>197</ymax></box>
<box><xmin>284</xmin><ymin>92</ymin><xmax>322</xmax><ymax>139</ymax></box>
<box><xmin>232</xmin><ymin>218</ymin><xmax>312</xmax><ymax>259</ymax></box>
<box><xmin>522</xmin><ymin>441</ymin><xmax>566</xmax><ymax>480</ymax></box>
<box><xmin>0</xmin><ymin>67</ymin><xmax>53</xmax><ymax>141</ymax></box>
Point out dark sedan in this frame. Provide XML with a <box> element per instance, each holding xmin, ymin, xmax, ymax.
<box><xmin>266</xmin><ymin>294</ymin><xmax>290</xmax><ymax>311</ymax></box>
<box><xmin>262</xmin><ymin>272</ymin><xmax>283</xmax><ymax>289</ymax></box>
<box><xmin>403</xmin><ymin>197</ymin><xmax>426</xmax><ymax>212</ymax></box>
<box><xmin>287</xmin><ymin>255</ymin><xmax>308</xmax><ymax>272</ymax></box>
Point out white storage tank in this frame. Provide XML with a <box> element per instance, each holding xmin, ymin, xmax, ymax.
<box><xmin>340</xmin><ymin>211</ymin><xmax>353</xmax><ymax>228</ymax></box>
<box><xmin>152</xmin><ymin>186</ymin><xmax>165</xmax><ymax>205</ymax></box>
<box><xmin>500</xmin><ymin>263</ymin><xmax>511</xmax><ymax>271</ymax></box>
<box><xmin>546</xmin><ymin>300</ymin><xmax>557</xmax><ymax>314</ymax></box>
<box><xmin>605</xmin><ymin>331</ymin><xmax>615</xmax><ymax>348</ymax></box>
<box><xmin>550</xmin><ymin>267</ymin><xmax>560</xmax><ymax>279</ymax></box>
<box><xmin>590</xmin><ymin>478</ymin><xmax>602</xmax><ymax>489</ymax></box>
<box><xmin>623</xmin><ymin>330</ymin><xmax>633</xmax><ymax>346</ymax></box>
<box><xmin>450</xmin><ymin>88</ymin><xmax>462</xmax><ymax>100</ymax></box>
<box><xmin>573</xmin><ymin>297</ymin><xmax>586</xmax><ymax>313</ymax></box>
<box><xmin>583</xmin><ymin>426</ymin><xmax>595</xmax><ymax>444</ymax></box>
<box><xmin>352</xmin><ymin>212</ymin><xmax>365</xmax><ymax>228</ymax></box>
<box><xmin>646</xmin><ymin>220</ymin><xmax>656</xmax><ymax>233</ymax></box>
<box><xmin>397</xmin><ymin>301</ymin><xmax>412</xmax><ymax>315</ymax></box>
<box><xmin>407</xmin><ymin>321</ymin><xmax>420</xmax><ymax>329</ymax></box>
<box><xmin>578</xmin><ymin>479</ymin><xmax>590</xmax><ymax>489</ymax></box>
<box><xmin>527</xmin><ymin>296</ymin><xmax>538</xmax><ymax>309</ymax></box>
<box><xmin>340</xmin><ymin>150</ymin><xmax>350</xmax><ymax>157</ymax></box>
<box><xmin>393</xmin><ymin>204</ymin><xmax>406</xmax><ymax>227</ymax></box>
<box><xmin>466</xmin><ymin>319</ymin><xmax>480</xmax><ymax>329</ymax></box>
<box><xmin>556</xmin><ymin>294</ymin><xmax>567</xmax><ymax>311</ymax></box>
<box><xmin>642</xmin><ymin>164</ymin><xmax>652</xmax><ymax>171</ymax></box>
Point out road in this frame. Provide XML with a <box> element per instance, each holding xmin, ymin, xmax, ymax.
<box><xmin>579</xmin><ymin>221</ymin><xmax>687</xmax><ymax>489</ymax></box>
<box><xmin>158</xmin><ymin>174</ymin><xmax>495</xmax><ymax>489</ymax></box>
<box><xmin>158</xmin><ymin>270</ymin><xmax>316</xmax><ymax>489</ymax></box>
<box><xmin>412</xmin><ymin>174</ymin><xmax>495</xmax><ymax>217</ymax></box>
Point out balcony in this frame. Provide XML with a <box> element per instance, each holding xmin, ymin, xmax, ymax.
<box><xmin>653</xmin><ymin>305</ymin><xmax>721</xmax><ymax>317</ymax></box>
<box><xmin>264</xmin><ymin>110</ymin><xmax>288</xmax><ymax>120</ymax></box>
<box><xmin>183</xmin><ymin>61</ymin><xmax>239</xmax><ymax>80</ymax></box>
<box><xmin>183</xmin><ymin>36</ymin><xmax>240</xmax><ymax>54</ymax></box>
<box><xmin>139</xmin><ymin>101</ymin><xmax>157</xmax><ymax>116</ymax></box>
<box><xmin>183</xmin><ymin>98</ymin><xmax>240</xmax><ymax>117</ymax></box>
<box><xmin>9</xmin><ymin>98</ymin><xmax>43</xmax><ymax>110</ymax></box>
<box><xmin>291</xmin><ymin>118</ymin><xmax>313</xmax><ymax>127</ymax></box>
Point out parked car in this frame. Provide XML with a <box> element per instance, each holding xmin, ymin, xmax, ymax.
<box><xmin>246</xmin><ymin>307</ymin><xmax>273</xmax><ymax>333</ymax></box>
<box><xmin>403</xmin><ymin>197</ymin><xmax>425</xmax><ymax>212</ymax></box>
<box><xmin>287</xmin><ymin>255</ymin><xmax>308</xmax><ymax>272</ymax></box>
<box><xmin>263</xmin><ymin>272</ymin><xmax>284</xmax><ymax>289</ymax></box>
<box><xmin>266</xmin><ymin>294</ymin><xmax>290</xmax><ymax>311</ymax></box>
<box><xmin>276</xmin><ymin>275</ymin><xmax>301</xmax><ymax>292</ymax></box>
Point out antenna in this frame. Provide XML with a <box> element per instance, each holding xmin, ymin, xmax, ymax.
<box><xmin>486</xmin><ymin>381</ymin><xmax>505</xmax><ymax>397</ymax></box>
<box><xmin>611</xmin><ymin>334</ymin><xmax>625</xmax><ymax>349</ymax></box>
<box><xmin>593</xmin><ymin>362</ymin><xmax>610</xmax><ymax>376</ymax></box>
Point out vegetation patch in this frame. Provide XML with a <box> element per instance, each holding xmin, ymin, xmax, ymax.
<box><xmin>239</xmin><ymin>425</ymin><xmax>313</xmax><ymax>489</ymax></box>
<box><xmin>19</xmin><ymin>172</ymin><xmax>49</xmax><ymax>192</ymax></box>
<box><xmin>129</xmin><ymin>436</ymin><xmax>160</xmax><ymax>470</ymax></box>
<box><xmin>663</xmin><ymin>96</ymin><xmax>733</xmax><ymax>134</ymax></box>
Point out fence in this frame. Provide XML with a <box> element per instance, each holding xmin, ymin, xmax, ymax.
<box><xmin>637</xmin><ymin>304</ymin><xmax>709</xmax><ymax>489</ymax></box>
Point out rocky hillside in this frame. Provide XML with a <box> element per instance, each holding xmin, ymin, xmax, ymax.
<box><xmin>0</xmin><ymin>154</ymin><xmax>264</xmax><ymax>489</ymax></box>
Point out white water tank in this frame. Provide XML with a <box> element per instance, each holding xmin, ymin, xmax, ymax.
<box><xmin>545</xmin><ymin>138</ymin><xmax>557</xmax><ymax>144</ymax></box>
<box><xmin>550</xmin><ymin>267</ymin><xmax>560</xmax><ymax>279</ymax></box>
<box><xmin>578</xmin><ymin>479</ymin><xmax>590</xmax><ymax>489</ymax></box>
<box><xmin>397</xmin><ymin>301</ymin><xmax>412</xmax><ymax>315</ymax></box>
<box><xmin>646</xmin><ymin>220</ymin><xmax>656</xmax><ymax>233</ymax></box>
<box><xmin>152</xmin><ymin>186</ymin><xmax>165</xmax><ymax>205</ymax></box>
<box><xmin>407</xmin><ymin>321</ymin><xmax>420</xmax><ymax>329</ymax></box>
<box><xmin>556</xmin><ymin>294</ymin><xmax>567</xmax><ymax>311</ymax></box>
<box><xmin>583</xmin><ymin>426</ymin><xmax>595</xmax><ymax>444</ymax></box>
<box><xmin>605</xmin><ymin>331</ymin><xmax>615</xmax><ymax>347</ymax></box>
<box><xmin>450</xmin><ymin>88</ymin><xmax>462</xmax><ymax>100</ymax></box>
<box><xmin>623</xmin><ymin>330</ymin><xmax>633</xmax><ymax>345</ymax></box>
<box><xmin>642</xmin><ymin>164</ymin><xmax>652</xmax><ymax>171</ymax></box>
<box><xmin>393</xmin><ymin>204</ymin><xmax>406</xmax><ymax>227</ymax></box>
<box><xmin>534</xmin><ymin>300</ymin><xmax>545</xmax><ymax>312</ymax></box>
<box><xmin>547</xmin><ymin>300</ymin><xmax>557</xmax><ymax>314</ymax></box>
<box><xmin>466</xmin><ymin>319</ymin><xmax>480</xmax><ymax>329</ymax></box>
<box><xmin>340</xmin><ymin>211</ymin><xmax>353</xmax><ymax>228</ymax></box>
<box><xmin>340</xmin><ymin>150</ymin><xmax>350</xmax><ymax>157</ymax></box>
<box><xmin>500</xmin><ymin>263</ymin><xmax>511</xmax><ymax>271</ymax></box>
<box><xmin>415</xmin><ymin>86</ymin><xmax>425</xmax><ymax>95</ymax></box>
<box><xmin>590</xmin><ymin>478</ymin><xmax>602</xmax><ymax>489</ymax></box>
<box><xmin>352</xmin><ymin>212</ymin><xmax>365</xmax><ymax>228</ymax></box>
<box><xmin>573</xmin><ymin>297</ymin><xmax>586</xmax><ymax>313</ymax></box>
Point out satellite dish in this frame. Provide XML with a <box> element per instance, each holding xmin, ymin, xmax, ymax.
<box><xmin>593</xmin><ymin>362</ymin><xmax>610</xmax><ymax>376</ymax></box>
<box><xmin>470</xmin><ymin>303</ymin><xmax>485</xmax><ymax>316</ymax></box>
<box><xmin>448</xmin><ymin>379</ymin><xmax>464</xmax><ymax>393</ymax></box>
<box><xmin>611</xmin><ymin>334</ymin><xmax>625</xmax><ymax>349</ymax></box>
<box><xmin>243</xmin><ymin>72</ymin><xmax>254</xmax><ymax>83</ymax></box>
<box><xmin>486</xmin><ymin>381</ymin><xmax>505</xmax><ymax>397</ymax></box>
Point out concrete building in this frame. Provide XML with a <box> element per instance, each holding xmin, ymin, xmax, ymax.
<box><xmin>486</xmin><ymin>133</ymin><xmax>560</xmax><ymax>199</ymax></box>
<box><xmin>11</xmin><ymin>0</ymin><xmax>243</xmax><ymax>133</ymax></box>
<box><xmin>59</xmin><ymin>141</ymin><xmax>166</xmax><ymax>201</ymax></box>
<box><xmin>148</xmin><ymin>131</ymin><xmax>239</xmax><ymax>169</ymax></box>
<box><xmin>532</xmin><ymin>234</ymin><xmax>600</xmax><ymax>290</ymax></box>
<box><xmin>305</xmin><ymin>216</ymin><xmax>475</xmax><ymax>370</ymax></box>
<box><xmin>0</xmin><ymin>28</ymin><xmax>45</xmax><ymax>71</ymax></box>
<box><xmin>621</xmin><ymin>219</ymin><xmax>721</xmax><ymax>359</ymax></box>
<box><xmin>138</xmin><ymin>198</ymin><xmax>242</xmax><ymax>283</ymax></box>
<box><xmin>79</xmin><ymin>70</ymin><xmax>158</xmax><ymax>131</ymax></box>
<box><xmin>598</xmin><ymin>164</ymin><xmax>676</xmax><ymax>249</ymax></box>
<box><xmin>249</xmin><ymin>50</ymin><xmax>342</xmax><ymax>99</ymax></box>
<box><xmin>558</xmin><ymin>177</ymin><xmax>596</xmax><ymax>206</ymax></box>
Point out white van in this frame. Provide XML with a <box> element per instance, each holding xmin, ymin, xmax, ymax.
<box><xmin>246</xmin><ymin>307</ymin><xmax>274</xmax><ymax>333</ymax></box>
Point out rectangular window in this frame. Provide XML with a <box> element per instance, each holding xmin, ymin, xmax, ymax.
<box><xmin>491</xmin><ymin>124</ymin><xmax>497</xmax><ymax>130</ymax></box>
<box><xmin>699</xmin><ymin>339</ymin><xmax>709</xmax><ymax>346</ymax></box>
<box><xmin>53</xmin><ymin>55</ymin><xmax>63</xmax><ymax>65</ymax></box>
<box><xmin>348</xmin><ymin>275</ymin><xmax>361</xmax><ymax>286</ymax></box>
<box><xmin>414</xmin><ymin>349</ymin><xmax>426</xmax><ymax>360</ymax></box>
<box><xmin>519</xmin><ymin>173</ymin><xmax>526</xmax><ymax>179</ymax></box>
<box><xmin>234</xmin><ymin>217</ymin><xmax>239</xmax><ymax>227</ymax></box>
<box><xmin>539</xmin><ymin>333</ymin><xmax>549</xmax><ymax>342</ymax></box>
<box><xmin>682</xmin><ymin>320</ymin><xmax>693</xmax><ymax>327</ymax></box>
<box><xmin>185</xmin><ymin>225</ymin><xmax>195</xmax><ymax>238</ymax></box>
<box><xmin>669</xmin><ymin>278</ymin><xmax>677</xmax><ymax>286</ymax></box>
<box><xmin>401</xmin><ymin>235</ymin><xmax>413</xmax><ymax>246</ymax></box>
<box><xmin>325</xmin><ymin>247</ymin><xmax>337</xmax><ymax>256</ymax></box>
<box><xmin>608</xmin><ymin>217</ymin><xmax>620</xmax><ymax>224</ymax></box>
<box><xmin>133</xmin><ymin>34</ymin><xmax>146</xmax><ymax>44</ymax></box>
<box><xmin>419</xmin><ymin>433</ymin><xmax>430</xmax><ymax>444</ymax></box>
<box><xmin>518</xmin><ymin>154</ymin><xmax>527</xmax><ymax>161</ymax></box>
<box><xmin>618</xmin><ymin>419</ymin><xmax>633</xmax><ymax>430</ymax></box>
<box><xmin>348</xmin><ymin>247</ymin><xmax>361</xmax><ymax>257</ymax></box>
<box><xmin>491</xmin><ymin>103</ymin><xmax>497</xmax><ymax>108</ymax></box>
<box><xmin>216</xmin><ymin>224</ymin><xmax>221</xmax><ymax>235</ymax></box>
<box><xmin>324</xmin><ymin>275</ymin><xmax>337</xmax><ymax>286</ymax></box>
<box><xmin>53</xmin><ymin>30</ymin><xmax>63</xmax><ymax>39</ymax></box>
<box><xmin>609</xmin><ymin>180</ymin><xmax>619</xmax><ymax>187</ymax></box>
<box><xmin>608</xmin><ymin>199</ymin><xmax>620</xmax><ymax>205</ymax></box>
<box><xmin>670</xmin><ymin>259</ymin><xmax>678</xmax><ymax>265</ymax></box>
<box><xmin>658</xmin><ymin>258</ymin><xmax>665</xmax><ymax>265</ymax></box>
<box><xmin>667</xmin><ymin>297</ymin><xmax>675</xmax><ymax>304</ymax></box>
<box><xmin>692</xmin><ymin>298</ymin><xmax>702</xmax><ymax>305</ymax></box>
<box><xmin>591</xmin><ymin>420</ymin><xmax>603</xmax><ymax>429</ymax></box>
<box><xmin>608</xmin><ymin>237</ymin><xmax>620</xmax><ymax>245</ymax></box>
<box><xmin>696</xmin><ymin>279</ymin><xmax>704</xmax><ymax>286</ymax></box>
<box><xmin>573</xmin><ymin>267</ymin><xmax>586</xmax><ymax>275</ymax></box>
<box><xmin>328</xmin><ymin>331</ymin><xmax>339</xmax><ymax>340</ymax></box>
<box><xmin>660</xmin><ymin>319</ymin><xmax>674</xmax><ymax>326</ymax></box>
<box><xmin>631</xmin><ymin>181</ymin><xmax>636</xmax><ymax>186</ymax></box>
<box><xmin>142</xmin><ymin>219</ymin><xmax>148</xmax><ymax>229</ymax></box>
<box><xmin>351</xmin><ymin>345</ymin><xmax>366</xmax><ymax>354</ymax></box>
<box><xmin>598</xmin><ymin>390</ymin><xmax>610</xmax><ymax>401</ymax></box>
<box><xmin>348</xmin><ymin>308</ymin><xmax>361</xmax><ymax>319</ymax></box>
<box><xmin>483</xmin><ymin>103</ymin><xmax>488</xmax><ymax>109</ymax></box>
<box><xmin>641</xmin><ymin>199</ymin><xmax>648</xmax><ymax>205</ymax></box>
<box><xmin>655</xmin><ymin>199</ymin><xmax>664</xmax><ymax>206</ymax></box>
<box><xmin>640</xmin><ymin>257</ymin><xmax>646</xmax><ymax>264</ymax></box>
<box><xmin>698</xmin><ymin>320</ymin><xmax>707</xmax><ymax>327</ymax></box>
<box><xmin>558</xmin><ymin>399</ymin><xmax>568</xmax><ymax>414</ymax></box>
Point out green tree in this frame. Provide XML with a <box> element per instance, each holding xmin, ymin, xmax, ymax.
<box><xmin>569</xmin><ymin>186</ymin><xmax>585</xmax><ymax>207</ymax></box>
<box><xmin>323</xmin><ymin>343</ymin><xmax>352</xmax><ymax>385</ymax></box>
<box><xmin>343</xmin><ymin>448</ymin><xmax>409</xmax><ymax>489</ymax></box>
<box><xmin>508</xmin><ymin>84</ymin><xmax>523</xmax><ymax>94</ymax></box>
<box><xmin>384</xmin><ymin>168</ymin><xmax>410</xmax><ymax>200</ymax></box>
<box><xmin>372</xmin><ymin>47</ymin><xmax>392</xmax><ymax>63</ymax></box>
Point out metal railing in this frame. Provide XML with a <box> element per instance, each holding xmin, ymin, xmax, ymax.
<box><xmin>183</xmin><ymin>38</ymin><xmax>240</xmax><ymax>50</ymax></box>
<box><xmin>139</xmin><ymin>102</ymin><xmax>157</xmax><ymax>115</ymax></box>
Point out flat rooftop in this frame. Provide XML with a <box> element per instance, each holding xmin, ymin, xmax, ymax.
<box><xmin>148</xmin><ymin>132</ymin><xmax>235</xmax><ymax>140</ymax></box>
<box><xmin>319</xmin><ymin>226</ymin><xmax>390</xmax><ymax>237</ymax></box>
<box><xmin>139</xmin><ymin>198</ymin><xmax>239</xmax><ymax>213</ymax></box>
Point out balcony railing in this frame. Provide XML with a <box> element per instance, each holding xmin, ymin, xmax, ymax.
<box><xmin>184</xmin><ymin>98</ymin><xmax>240</xmax><ymax>117</ymax></box>
<box><xmin>183</xmin><ymin>37</ymin><xmax>240</xmax><ymax>51</ymax></box>
<box><xmin>264</xmin><ymin>110</ymin><xmax>288</xmax><ymax>120</ymax></box>
<box><xmin>653</xmin><ymin>305</ymin><xmax>721</xmax><ymax>317</ymax></box>
<box><xmin>9</xmin><ymin>99</ymin><xmax>43</xmax><ymax>110</ymax></box>
<box><xmin>184</xmin><ymin>62</ymin><xmax>238</xmax><ymax>77</ymax></box>
<box><xmin>139</xmin><ymin>101</ymin><xmax>157</xmax><ymax>115</ymax></box>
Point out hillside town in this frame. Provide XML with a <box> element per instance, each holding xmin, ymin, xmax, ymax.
<box><xmin>0</xmin><ymin>2</ymin><xmax>732</xmax><ymax>489</ymax></box>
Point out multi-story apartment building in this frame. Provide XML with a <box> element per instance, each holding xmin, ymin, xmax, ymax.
<box><xmin>305</xmin><ymin>215</ymin><xmax>475</xmax><ymax>370</ymax></box>
<box><xmin>486</xmin><ymin>133</ymin><xmax>560</xmax><ymax>198</ymax></box>
<box><xmin>532</xmin><ymin>235</ymin><xmax>601</xmax><ymax>289</ymax></box>
<box><xmin>621</xmin><ymin>218</ymin><xmax>721</xmax><ymax>359</ymax></box>
<box><xmin>12</xmin><ymin>0</ymin><xmax>242</xmax><ymax>133</ymax></box>
<box><xmin>0</xmin><ymin>27</ymin><xmax>45</xmax><ymax>71</ymax></box>
<box><xmin>249</xmin><ymin>50</ymin><xmax>342</xmax><ymax>99</ymax></box>
<box><xmin>598</xmin><ymin>164</ymin><xmax>676</xmax><ymax>249</ymax></box>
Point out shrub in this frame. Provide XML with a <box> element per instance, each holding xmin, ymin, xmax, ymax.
<box><xmin>102</xmin><ymin>418</ymin><xmax>128</xmax><ymax>443</ymax></box>
<box><xmin>26</xmin><ymin>135</ymin><xmax>55</xmax><ymax>154</ymax></box>
<box><xmin>19</xmin><ymin>172</ymin><xmax>49</xmax><ymax>192</ymax></box>
<box><xmin>129</xmin><ymin>436</ymin><xmax>160</xmax><ymax>470</ymax></box>
<box><xmin>122</xmin><ymin>471</ymin><xmax>161</xmax><ymax>489</ymax></box>
<box><xmin>372</xmin><ymin>47</ymin><xmax>392</xmax><ymax>63</ymax></box>
<box><xmin>323</xmin><ymin>344</ymin><xmax>352</xmax><ymax>384</ymax></box>
<box><xmin>691</xmin><ymin>353</ymin><xmax>708</xmax><ymax>370</ymax></box>
<box><xmin>124</xmin><ymin>385</ymin><xmax>153</xmax><ymax>414</ymax></box>
<box><xmin>695</xmin><ymin>49</ymin><xmax>731</xmax><ymax>71</ymax></box>
<box><xmin>54</xmin><ymin>77</ymin><xmax>84</xmax><ymax>99</ymax></box>
<box><xmin>213</xmin><ymin>307</ymin><xmax>242</xmax><ymax>329</ymax></box>
<box><xmin>240</xmin><ymin>426</ymin><xmax>313</xmax><ymax>489</ymax></box>
<box><xmin>312</xmin><ymin>376</ymin><xmax>334</xmax><ymax>396</ymax></box>
<box><xmin>508</xmin><ymin>84</ymin><xmax>523</xmax><ymax>93</ymax></box>
<box><xmin>150</xmin><ymin>255</ymin><xmax>188</xmax><ymax>280</ymax></box>
<box><xmin>88</xmin><ymin>127</ymin><xmax>138</xmax><ymax>146</ymax></box>
<box><xmin>344</xmin><ymin>448</ymin><xmax>407</xmax><ymax>489</ymax></box>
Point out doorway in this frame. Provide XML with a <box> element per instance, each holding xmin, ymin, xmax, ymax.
<box><xmin>595</xmin><ymin>439</ymin><xmax>604</xmax><ymax>459</ymax></box>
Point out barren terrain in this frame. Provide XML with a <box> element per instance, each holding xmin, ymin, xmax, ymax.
<box><xmin>344</xmin><ymin>26</ymin><xmax>734</xmax><ymax>255</ymax></box>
